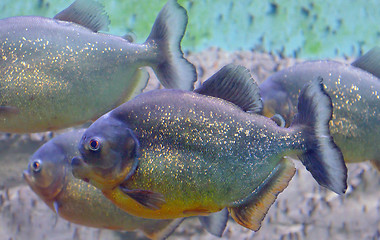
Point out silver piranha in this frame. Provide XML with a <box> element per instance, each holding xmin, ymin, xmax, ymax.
<box><xmin>0</xmin><ymin>0</ymin><xmax>196</xmax><ymax>133</ymax></box>
<box><xmin>71</xmin><ymin>64</ymin><xmax>347</xmax><ymax>231</ymax></box>
<box><xmin>260</xmin><ymin>47</ymin><xmax>380</xmax><ymax>169</ymax></box>
<box><xmin>23</xmin><ymin>129</ymin><xmax>229</xmax><ymax>239</ymax></box>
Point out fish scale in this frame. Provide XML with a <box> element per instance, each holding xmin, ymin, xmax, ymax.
<box><xmin>0</xmin><ymin>0</ymin><xmax>196</xmax><ymax>133</ymax></box>
<box><xmin>71</xmin><ymin>64</ymin><xmax>347</xmax><ymax>231</ymax></box>
<box><xmin>260</xmin><ymin>53</ymin><xmax>380</xmax><ymax>165</ymax></box>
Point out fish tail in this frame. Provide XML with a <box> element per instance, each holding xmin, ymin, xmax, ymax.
<box><xmin>291</xmin><ymin>77</ymin><xmax>347</xmax><ymax>194</ymax></box>
<box><xmin>145</xmin><ymin>0</ymin><xmax>196</xmax><ymax>91</ymax></box>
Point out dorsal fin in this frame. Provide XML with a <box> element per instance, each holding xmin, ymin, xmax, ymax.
<box><xmin>54</xmin><ymin>0</ymin><xmax>110</xmax><ymax>32</ymax></box>
<box><xmin>228</xmin><ymin>158</ymin><xmax>295</xmax><ymax>231</ymax></box>
<box><xmin>194</xmin><ymin>64</ymin><xmax>263</xmax><ymax>113</ymax></box>
<box><xmin>351</xmin><ymin>47</ymin><xmax>380</xmax><ymax>79</ymax></box>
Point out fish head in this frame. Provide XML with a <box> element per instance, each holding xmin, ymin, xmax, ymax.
<box><xmin>260</xmin><ymin>78</ymin><xmax>295</xmax><ymax>127</ymax></box>
<box><xmin>71</xmin><ymin>115</ymin><xmax>139</xmax><ymax>191</ymax></box>
<box><xmin>23</xmin><ymin>140</ymin><xmax>67</xmax><ymax>201</ymax></box>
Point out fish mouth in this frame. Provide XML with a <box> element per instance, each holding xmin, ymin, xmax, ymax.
<box><xmin>71</xmin><ymin>156</ymin><xmax>89</xmax><ymax>180</ymax></box>
<box><xmin>22</xmin><ymin>169</ymin><xmax>65</xmax><ymax>201</ymax></box>
<box><xmin>22</xmin><ymin>170</ymin><xmax>32</xmax><ymax>185</ymax></box>
<box><xmin>71</xmin><ymin>156</ymin><xmax>124</xmax><ymax>190</ymax></box>
<box><xmin>71</xmin><ymin>157</ymin><xmax>97</xmax><ymax>185</ymax></box>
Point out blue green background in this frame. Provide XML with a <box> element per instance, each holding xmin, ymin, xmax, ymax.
<box><xmin>1</xmin><ymin>0</ymin><xmax>379</xmax><ymax>59</ymax></box>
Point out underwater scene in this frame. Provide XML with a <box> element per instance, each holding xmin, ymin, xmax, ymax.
<box><xmin>0</xmin><ymin>0</ymin><xmax>379</xmax><ymax>240</ymax></box>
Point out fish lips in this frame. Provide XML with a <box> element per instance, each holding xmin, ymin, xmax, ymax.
<box><xmin>71</xmin><ymin>156</ymin><xmax>118</xmax><ymax>190</ymax></box>
<box><xmin>23</xmin><ymin>169</ymin><xmax>65</xmax><ymax>201</ymax></box>
<box><xmin>22</xmin><ymin>170</ymin><xmax>33</xmax><ymax>185</ymax></box>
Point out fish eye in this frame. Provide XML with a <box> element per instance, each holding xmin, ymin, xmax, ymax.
<box><xmin>31</xmin><ymin>159</ymin><xmax>42</xmax><ymax>173</ymax></box>
<box><xmin>88</xmin><ymin>138</ymin><xmax>101</xmax><ymax>152</ymax></box>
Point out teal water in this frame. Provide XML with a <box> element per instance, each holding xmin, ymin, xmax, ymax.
<box><xmin>1</xmin><ymin>0</ymin><xmax>379</xmax><ymax>59</ymax></box>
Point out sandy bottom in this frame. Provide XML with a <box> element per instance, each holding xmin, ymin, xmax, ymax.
<box><xmin>0</xmin><ymin>49</ymin><xmax>379</xmax><ymax>240</ymax></box>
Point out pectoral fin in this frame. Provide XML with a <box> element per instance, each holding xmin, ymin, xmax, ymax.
<box><xmin>228</xmin><ymin>158</ymin><xmax>295</xmax><ymax>231</ymax></box>
<box><xmin>53</xmin><ymin>201</ymin><xmax>60</xmax><ymax>227</ymax></box>
<box><xmin>119</xmin><ymin>186</ymin><xmax>166</xmax><ymax>210</ymax></box>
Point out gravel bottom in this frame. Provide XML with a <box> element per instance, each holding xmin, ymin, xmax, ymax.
<box><xmin>0</xmin><ymin>48</ymin><xmax>378</xmax><ymax>240</ymax></box>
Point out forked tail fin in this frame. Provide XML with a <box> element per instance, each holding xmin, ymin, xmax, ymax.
<box><xmin>291</xmin><ymin>77</ymin><xmax>347</xmax><ymax>194</ymax></box>
<box><xmin>145</xmin><ymin>0</ymin><xmax>196</xmax><ymax>91</ymax></box>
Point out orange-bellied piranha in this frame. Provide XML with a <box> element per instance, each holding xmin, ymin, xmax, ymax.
<box><xmin>71</xmin><ymin>64</ymin><xmax>347</xmax><ymax>231</ymax></box>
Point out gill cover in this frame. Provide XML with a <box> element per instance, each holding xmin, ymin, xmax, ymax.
<box><xmin>76</xmin><ymin>115</ymin><xmax>140</xmax><ymax>189</ymax></box>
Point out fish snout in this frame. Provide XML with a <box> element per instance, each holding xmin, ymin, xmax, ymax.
<box><xmin>71</xmin><ymin>156</ymin><xmax>84</xmax><ymax>166</ymax></box>
<box><xmin>22</xmin><ymin>170</ymin><xmax>32</xmax><ymax>184</ymax></box>
<box><xmin>71</xmin><ymin>156</ymin><xmax>91</xmax><ymax>182</ymax></box>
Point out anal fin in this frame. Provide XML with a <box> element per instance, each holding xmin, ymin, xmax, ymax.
<box><xmin>126</xmin><ymin>68</ymin><xmax>150</xmax><ymax>101</ymax></box>
<box><xmin>228</xmin><ymin>158</ymin><xmax>295</xmax><ymax>231</ymax></box>
<box><xmin>198</xmin><ymin>208</ymin><xmax>229</xmax><ymax>237</ymax></box>
<box><xmin>140</xmin><ymin>218</ymin><xmax>184</xmax><ymax>240</ymax></box>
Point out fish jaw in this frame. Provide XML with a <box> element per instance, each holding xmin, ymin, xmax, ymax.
<box><xmin>23</xmin><ymin>169</ymin><xmax>64</xmax><ymax>201</ymax></box>
<box><xmin>71</xmin><ymin>155</ymin><xmax>136</xmax><ymax>191</ymax></box>
<box><xmin>71</xmin><ymin>156</ymin><xmax>109</xmax><ymax>190</ymax></box>
<box><xmin>22</xmin><ymin>170</ymin><xmax>34</xmax><ymax>187</ymax></box>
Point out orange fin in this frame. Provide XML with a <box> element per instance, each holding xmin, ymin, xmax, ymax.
<box><xmin>228</xmin><ymin>158</ymin><xmax>295</xmax><ymax>231</ymax></box>
<box><xmin>370</xmin><ymin>160</ymin><xmax>380</xmax><ymax>172</ymax></box>
<box><xmin>119</xmin><ymin>186</ymin><xmax>166</xmax><ymax>210</ymax></box>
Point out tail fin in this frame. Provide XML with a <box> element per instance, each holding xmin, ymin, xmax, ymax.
<box><xmin>145</xmin><ymin>0</ymin><xmax>196</xmax><ymax>91</ymax></box>
<box><xmin>291</xmin><ymin>77</ymin><xmax>347</xmax><ymax>194</ymax></box>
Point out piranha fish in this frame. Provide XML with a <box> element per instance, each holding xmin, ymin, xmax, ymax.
<box><xmin>71</xmin><ymin>64</ymin><xmax>347</xmax><ymax>231</ymax></box>
<box><xmin>260</xmin><ymin>47</ymin><xmax>380</xmax><ymax>169</ymax></box>
<box><xmin>23</xmin><ymin>129</ymin><xmax>181</xmax><ymax>239</ymax></box>
<box><xmin>0</xmin><ymin>0</ymin><xmax>196</xmax><ymax>133</ymax></box>
<box><xmin>23</xmin><ymin>129</ymin><xmax>229</xmax><ymax>239</ymax></box>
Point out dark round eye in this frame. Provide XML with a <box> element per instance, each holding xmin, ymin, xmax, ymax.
<box><xmin>31</xmin><ymin>159</ymin><xmax>42</xmax><ymax>173</ymax></box>
<box><xmin>88</xmin><ymin>138</ymin><xmax>101</xmax><ymax>152</ymax></box>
